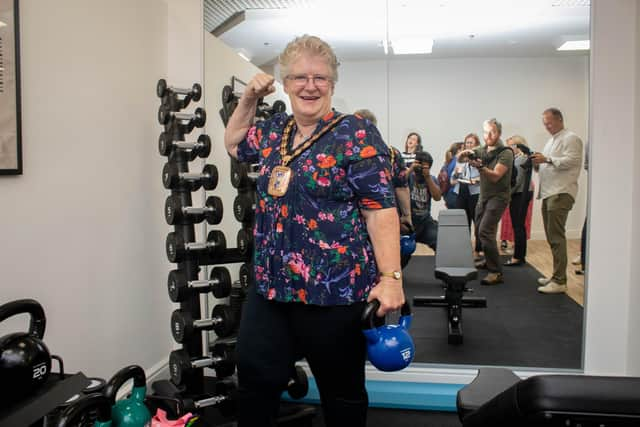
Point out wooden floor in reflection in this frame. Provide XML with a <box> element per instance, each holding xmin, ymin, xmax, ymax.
<box><xmin>413</xmin><ymin>239</ymin><xmax>584</xmax><ymax>306</ymax></box>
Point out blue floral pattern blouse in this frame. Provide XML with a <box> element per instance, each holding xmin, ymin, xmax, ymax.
<box><xmin>236</xmin><ymin>110</ymin><xmax>396</xmax><ymax>306</ymax></box>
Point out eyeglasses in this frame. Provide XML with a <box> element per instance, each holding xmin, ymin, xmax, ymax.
<box><xmin>285</xmin><ymin>74</ymin><xmax>332</xmax><ymax>88</ymax></box>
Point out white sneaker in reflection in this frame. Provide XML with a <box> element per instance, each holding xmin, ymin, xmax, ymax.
<box><xmin>537</xmin><ymin>281</ymin><xmax>568</xmax><ymax>294</ymax></box>
<box><xmin>571</xmin><ymin>255</ymin><xmax>581</xmax><ymax>265</ymax></box>
<box><xmin>537</xmin><ymin>277</ymin><xmax>552</xmax><ymax>285</ymax></box>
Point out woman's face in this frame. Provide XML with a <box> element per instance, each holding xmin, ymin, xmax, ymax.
<box><xmin>283</xmin><ymin>54</ymin><xmax>334</xmax><ymax>124</ymax></box>
<box><xmin>465</xmin><ymin>138</ymin><xmax>477</xmax><ymax>149</ymax></box>
<box><xmin>406</xmin><ymin>135</ymin><xmax>419</xmax><ymax>152</ymax></box>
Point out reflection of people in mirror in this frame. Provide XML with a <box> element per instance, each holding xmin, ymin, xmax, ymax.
<box><xmin>223</xmin><ymin>35</ymin><xmax>404</xmax><ymax>426</ymax></box>
<box><xmin>451</xmin><ymin>133</ymin><xmax>482</xmax><ymax>256</ymax></box>
<box><xmin>532</xmin><ymin>108</ymin><xmax>583</xmax><ymax>294</ymax></box>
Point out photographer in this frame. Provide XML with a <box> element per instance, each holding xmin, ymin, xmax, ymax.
<box><xmin>408</xmin><ymin>151</ymin><xmax>442</xmax><ymax>251</ymax></box>
<box><xmin>458</xmin><ymin>118</ymin><xmax>513</xmax><ymax>285</ymax></box>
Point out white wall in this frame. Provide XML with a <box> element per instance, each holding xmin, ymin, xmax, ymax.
<box><xmin>0</xmin><ymin>0</ymin><xmax>170</xmax><ymax>379</ymax></box>
<box><xmin>337</xmin><ymin>56</ymin><xmax>589</xmax><ymax>239</ymax></box>
<box><xmin>625</xmin><ymin>0</ymin><xmax>640</xmax><ymax>376</ymax></box>
<box><xmin>584</xmin><ymin>0</ymin><xmax>638</xmax><ymax>375</ymax></box>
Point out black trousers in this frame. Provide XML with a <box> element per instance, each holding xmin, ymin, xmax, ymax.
<box><xmin>236</xmin><ymin>288</ymin><xmax>369</xmax><ymax>427</ymax></box>
<box><xmin>509</xmin><ymin>191</ymin><xmax>533</xmax><ymax>261</ymax></box>
<box><xmin>456</xmin><ymin>184</ymin><xmax>481</xmax><ymax>252</ymax></box>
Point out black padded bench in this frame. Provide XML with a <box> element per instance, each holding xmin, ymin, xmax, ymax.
<box><xmin>457</xmin><ymin>367</ymin><xmax>640</xmax><ymax>426</ymax></box>
<box><xmin>413</xmin><ymin>209</ymin><xmax>486</xmax><ymax>344</ymax></box>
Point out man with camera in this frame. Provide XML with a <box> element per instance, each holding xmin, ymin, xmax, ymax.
<box><xmin>459</xmin><ymin>118</ymin><xmax>514</xmax><ymax>285</ymax></box>
<box><xmin>408</xmin><ymin>151</ymin><xmax>442</xmax><ymax>251</ymax></box>
<box><xmin>530</xmin><ymin>108</ymin><xmax>583</xmax><ymax>294</ymax></box>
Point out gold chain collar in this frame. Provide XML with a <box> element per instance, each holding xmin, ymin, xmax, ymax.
<box><xmin>279</xmin><ymin>114</ymin><xmax>346</xmax><ymax>166</ymax></box>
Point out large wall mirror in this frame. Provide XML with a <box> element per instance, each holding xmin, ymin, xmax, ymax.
<box><xmin>203</xmin><ymin>0</ymin><xmax>590</xmax><ymax>372</ymax></box>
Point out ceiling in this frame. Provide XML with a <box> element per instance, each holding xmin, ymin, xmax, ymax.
<box><xmin>204</xmin><ymin>0</ymin><xmax>590</xmax><ymax>66</ymax></box>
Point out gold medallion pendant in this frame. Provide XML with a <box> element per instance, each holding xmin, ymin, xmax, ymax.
<box><xmin>268</xmin><ymin>165</ymin><xmax>292</xmax><ymax>197</ymax></box>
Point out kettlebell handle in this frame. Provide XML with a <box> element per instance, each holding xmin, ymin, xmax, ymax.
<box><xmin>0</xmin><ymin>298</ymin><xmax>46</xmax><ymax>339</ymax></box>
<box><xmin>361</xmin><ymin>300</ymin><xmax>412</xmax><ymax>330</ymax></box>
<box><xmin>56</xmin><ymin>393</ymin><xmax>112</xmax><ymax>427</ymax></box>
<box><xmin>104</xmin><ymin>365</ymin><xmax>147</xmax><ymax>404</ymax></box>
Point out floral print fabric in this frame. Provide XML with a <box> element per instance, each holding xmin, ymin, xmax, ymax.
<box><xmin>236</xmin><ymin>110</ymin><xmax>396</xmax><ymax>305</ymax></box>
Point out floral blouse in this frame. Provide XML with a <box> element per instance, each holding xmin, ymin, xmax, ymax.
<box><xmin>236</xmin><ymin>110</ymin><xmax>396</xmax><ymax>306</ymax></box>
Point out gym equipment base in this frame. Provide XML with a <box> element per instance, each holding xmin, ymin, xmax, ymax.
<box><xmin>151</xmin><ymin>377</ymin><xmax>316</xmax><ymax>426</ymax></box>
<box><xmin>0</xmin><ymin>372</ymin><xmax>89</xmax><ymax>427</ymax></box>
<box><xmin>457</xmin><ymin>367</ymin><xmax>640</xmax><ymax>426</ymax></box>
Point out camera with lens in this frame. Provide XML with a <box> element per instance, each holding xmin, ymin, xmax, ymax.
<box><xmin>413</xmin><ymin>151</ymin><xmax>433</xmax><ymax>168</ymax></box>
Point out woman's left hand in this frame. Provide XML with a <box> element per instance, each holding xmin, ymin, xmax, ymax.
<box><xmin>368</xmin><ymin>277</ymin><xmax>405</xmax><ymax>317</ymax></box>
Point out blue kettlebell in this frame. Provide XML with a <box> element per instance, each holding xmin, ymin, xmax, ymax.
<box><xmin>400</xmin><ymin>233</ymin><xmax>417</xmax><ymax>256</ymax></box>
<box><xmin>362</xmin><ymin>300</ymin><xmax>415</xmax><ymax>372</ymax></box>
<box><xmin>104</xmin><ymin>365</ymin><xmax>151</xmax><ymax>427</ymax></box>
<box><xmin>56</xmin><ymin>393</ymin><xmax>113</xmax><ymax>427</ymax></box>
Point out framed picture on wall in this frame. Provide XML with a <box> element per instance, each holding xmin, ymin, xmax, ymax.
<box><xmin>0</xmin><ymin>0</ymin><xmax>21</xmax><ymax>175</ymax></box>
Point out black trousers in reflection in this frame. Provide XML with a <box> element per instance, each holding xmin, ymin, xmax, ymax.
<box><xmin>236</xmin><ymin>288</ymin><xmax>368</xmax><ymax>427</ymax></box>
<box><xmin>509</xmin><ymin>191</ymin><xmax>533</xmax><ymax>261</ymax></box>
<box><xmin>456</xmin><ymin>184</ymin><xmax>481</xmax><ymax>252</ymax></box>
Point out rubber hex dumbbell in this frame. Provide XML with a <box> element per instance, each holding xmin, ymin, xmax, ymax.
<box><xmin>157</xmin><ymin>79</ymin><xmax>202</xmax><ymax>101</ymax></box>
<box><xmin>230</xmin><ymin>162</ymin><xmax>259</xmax><ymax>189</ymax></box>
<box><xmin>165</xmin><ymin>230</ymin><xmax>226</xmax><ymax>263</ymax></box>
<box><xmin>162</xmin><ymin>163</ymin><xmax>218</xmax><ymax>191</ymax></box>
<box><xmin>236</xmin><ymin>228</ymin><xmax>254</xmax><ymax>256</ymax></box>
<box><xmin>169</xmin><ymin>347</ymin><xmax>235</xmax><ymax>386</ymax></box>
<box><xmin>239</xmin><ymin>263</ymin><xmax>254</xmax><ymax>290</ymax></box>
<box><xmin>287</xmin><ymin>365</ymin><xmax>309</xmax><ymax>399</ymax></box>
<box><xmin>233</xmin><ymin>193</ymin><xmax>256</xmax><ymax>223</ymax></box>
<box><xmin>158</xmin><ymin>132</ymin><xmax>211</xmax><ymax>159</ymax></box>
<box><xmin>180</xmin><ymin>379</ymin><xmax>236</xmax><ymax>417</ymax></box>
<box><xmin>158</xmin><ymin>106</ymin><xmax>206</xmax><ymax>128</ymax></box>
<box><xmin>171</xmin><ymin>304</ymin><xmax>235</xmax><ymax>344</ymax></box>
<box><xmin>167</xmin><ymin>267</ymin><xmax>232</xmax><ymax>303</ymax></box>
<box><xmin>164</xmin><ymin>195</ymin><xmax>223</xmax><ymax>225</ymax></box>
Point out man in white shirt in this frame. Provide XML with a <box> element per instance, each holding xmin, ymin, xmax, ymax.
<box><xmin>531</xmin><ymin>108</ymin><xmax>583</xmax><ymax>294</ymax></box>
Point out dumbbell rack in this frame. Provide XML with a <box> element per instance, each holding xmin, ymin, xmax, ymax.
<box><xmin>154</xmin><ymin>79</ymin><xmax>247</xmax><ymax>402</ymax></box>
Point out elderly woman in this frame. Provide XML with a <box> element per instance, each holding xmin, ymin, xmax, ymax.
<box><xmin>224</xmin><ymin>35</ymin><xmax>404</xmax><ymax>426</ymax></box>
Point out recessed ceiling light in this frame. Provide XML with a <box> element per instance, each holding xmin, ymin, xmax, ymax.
<box><xmin>557</xmin><ymin>40</ymin><xmax>590</xmax><ymax>51</ymax></box>
<box><xmin>392</xmin><ymin>37</ymin><xmax>434</xmax><ymax>55</ymax></box>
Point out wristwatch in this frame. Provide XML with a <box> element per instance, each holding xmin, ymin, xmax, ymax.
<box><xmin>380</xmin><ymin>271</ymin><xmax>402</xmax><ymax>280</ymax></box>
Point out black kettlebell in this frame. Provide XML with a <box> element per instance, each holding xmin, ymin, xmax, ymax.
<box><xmin>0</xmin><ymin>298</ymin><xmax>51</xmax><ymax>403</ymax></box>
<box><xmin>56</xmin><ymin>393</ymin><xmax>113</xmax><ymax>427</ymax></box>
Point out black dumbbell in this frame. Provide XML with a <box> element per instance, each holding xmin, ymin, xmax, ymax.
<box><xmin>158</xmin><ymin>106</ymin><xmax>206</xmax><ymax>127</ymax></box>
<box><xmin>157</xmin><ymin>79</ymin><xmax>202</xmax><ymax>101</ymax></box>
<box><xmin>165</xmin><ymin>230</ymin><xmax>226</xmax><ymax>263</ymax></box>
<box><xmin>167</xmin><ymin>267</ymin><xmax>232</xmax><ymax>303</ymax></box>
<box><xmin>169</xmin><ymin>346</ymin><xmax>235</xmax><ymax>385</ymax></box>
<box><xmin>171</xmin><ymin>304</ymin><xmax>235</xmax><ymax>344</ymax></box>
<box><xmin>239</xmin><ymin>263</ymin><xmax>254</xmax><ymax>290</ymax></box>
<box><xmin>230</xmin><ymin>162</ymin><xmax>259</xmax><ymax>189</ymax></box>
<box><xmin>158</xmin><ymin>132</ymin><xmax>211</xmax><ymax>158</ymax></box>
<box><xmin>180</xmin><ymin>379</ymin><xmax>236</xmax><ymax>416</ymax></box>
<box><xmin>162</xmin><ymin>163</ymin><xmax>218</xmax><ymax>191</ymax></box>
<box><xmin>164</xmin><ymin>195</ymin><xmax>223</xmax><ymax>226</ymax></box>
<box><xmin>287</xmin><ymin>365</ymin><xmax>309</xmax><ymax>399</ymax></box>
<box><xmin>233</xmin><ymin>193</ymin><xmax>255</xmax><ymax>223</ymax></box>
<box><xmin>237</xmin><ymin>228</ymin><xmax>254</xmax><ymax>256</ymax></box>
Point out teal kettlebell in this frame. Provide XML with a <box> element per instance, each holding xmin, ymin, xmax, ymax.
<box><xmin>104</xmin><ymin>365</ymin><xmax>151</xmax><ymax>427</ymax></box>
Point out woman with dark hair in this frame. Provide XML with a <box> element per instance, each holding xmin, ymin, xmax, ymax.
<box><xmin>402</xmin><ymin>132</ymin><xmax>423</xmax><ymax>168</ymax></box>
